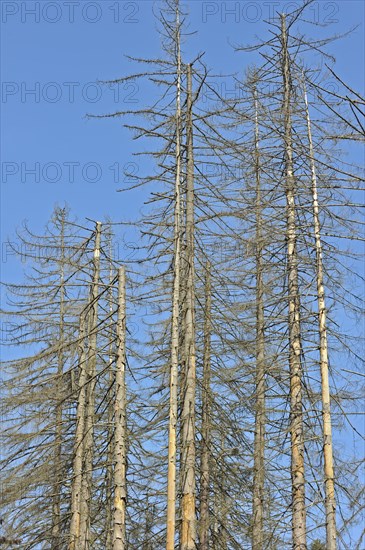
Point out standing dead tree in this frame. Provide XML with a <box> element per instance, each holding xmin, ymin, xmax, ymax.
<box><xmin>113</xmin><ymin>266</ymin><xmax>127</xmax><ymax>549</ymax></box>
<box><xmin>1</xmin><ymin>209</ymin><xmax>95</xmax><ymax>548</ymax></box>
<box><xmin>166</xmin><ymin>3</ymin><xmax>183</xmax><ymax>548</ymax></box>
<box><xmin>251</xmin><ymin>78</ymin><xmax>267</xmax><ymax>550</ymax></box>
<box><xmin>199</xmin><ymin>262</ymin><xmax>212</xmax><ymax>550</ymax></box>
<box><xmin>180</xmin><ymin>62</ymin><xmax>198</xmax><ymax>550</ymax></box>
<box><xmin>79</xmin><ymin>221</ymin><xmax>102</xmax><ymax>549</ymax></box>
<box><xmin>280</xmin><ymin>15</ymin><xmax>307</xmax><ymax>549</ymax></box>
<box><xmin>69</xmin><ymin>221</ymin><xmax>102</xmax><ymax>550</ymax></box>
<box><xmin>302</xmin><ymin>77</ymin><xmax>336</xmax><ymax>550</ymax></box>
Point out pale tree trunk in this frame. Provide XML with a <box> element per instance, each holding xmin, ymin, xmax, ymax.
<box><xmin>69</xmin><ymin>311</ymin><xmax>88</xmax><ymax>550</ymax></box>
<box><xmin>252</xmin><ymin>84</ymin><xmax>266</xmax><ymax>550</ymax></box>
<box><xmin>180</xmin><ymin>62</ymin><xmax>197</xmax><ymax>550</ymax></box>
<box><xmin>113</xmin><ymin>266</ymin><xmax>127</xmax><ymax>550</ymax></box>
<box><xmin>80</xmin><ymin>221</ymin><xmax>102</xmax><ymax>549</ymax></box>
<box><xmin>166</xmin><ymin>3</ymin><xmax>182</xmax><ymax>548</ymax></box>
<box><xmin>280</xmin><ymin>15</ymin><xmax>307</xmax><ymax>550</ymax></box>
<box><xmin>212</xmin><ymin>451</ymin><xmax>219</xmax><ymax>550</ymax></box>
<box><xmin>106</xmin><ymin>235</ymin><xmax>116</xmax><ymax>550</ymax></box>
<box><xmin>218</xmin><ymin>436</ymin><xmax>228</xmax><ymax>550</ymax></box>
<box><xmin>302</xmin><ymin>78</ymin><xmax>337</xmax><ymax>550</ymax></box>
<box><xmin>199</xmin><ymin>262</ymin><xmax>212</xmax><ymax>550</ymax></box>
<box><xmin>51</xmin><ymin>210</ymin><xmax>66</xmax><ymax>549</ymax></box>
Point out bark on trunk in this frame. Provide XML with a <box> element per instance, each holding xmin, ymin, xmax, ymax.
<box><xmin>252</xmin><ymin>84</ymin><xmax>266</xmax><ymax>550</ymax></box>
<box><xmin>51</xmin><ymin>211</ymin><xmax>66</xmax><ymax>549</ymax></box>
<box><xmin>180</xmin><ymin>62</ymin><xmax>197</xmax><ymax>550</ymax></box>
<box><xmin>106</xmin><ymin>239</ymin><xmax>116</xmax><ymax>550</ymax></box>
<box><xmin>303</xmin><ymin>78</ymin><xmax>337</xmax><ymax>550</ymax></box>
<box><xmin>79</xmin><ymin>221</ymin><xmax>102</xmax><ymax>549</ymax></box>
<box><xmin>199</xmin><ymin>262</ymin><xmax>212</xmax><ymax>550</ymax></box>
<box><xmin>69</xmin><ymin>312</ymin><xmax>88</xmax><ymax>550</ymax></box>
<box><xmin>280</xmin><ymin>15</ymin><xmax>307</xmax><ymax>550</ymax></box>
<box><xmin>113</xmin><ymin>266</ymin><xmax>127</xmax><ymax>550</ymax></box>
<box><xmin>166</xmin><ymin>3</ymin><xmax>182</xmax><ymax>548</ymax></box>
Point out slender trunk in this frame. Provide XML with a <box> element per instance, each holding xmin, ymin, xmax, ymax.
<box><xmin>113</xmin><ymin>266</ymin><xmax>127</xmax><ymax>550</ymax></box>
<box><xmin>166</xmin><ymin>3</ymin><xmax>182</xmax><ymax>548</ymax></box>
<box><xmin>106</xmin><ymin>237</ymin><xmax>116</xmax><ymax>550</ymax></box>
<box><xmin>303</xmin><ymin>79</ymin><xmax>337</xmax><ymax>549</ymax></box>
<box><xmin>199</xmin><ymin>262</ymin><xmax>212</xmax><ymax>550</ymax></box>
<box><xmin>219</xmin><ymin>436</ymin><xmax>228</xmax><ymax>550</ymax></box>
<box><xmin>280</xmin><ymin>15</ymin><xmax>306</xmax><ymax>550</ymax></box>
<box><xmin>51</xmin><ymin>212</ymin><xmax>66</xmax><ymax>548</ymax></box>
<box><xmin>212</xmin><ymin>455</ymin><xmax>219</xmax><ymax>550</ymax></box>
<box><xmin>212</xmin><ymin>436</ymin><xmax>223</xmax><ymax>550</ymax></box>
<box><xmin>80</xmin><ymin>221</ymin><xmax>102</xmax><ymax>549</ymax></box>
<box><xmin>69</xmin><ymin>311</ymin><xmax>88</xmax><ymax>550</ymax></box>
<box><xmin>181</xmin><ymin>62</ymin><xmax>197</xmax><ymax>550</ymax></box>
<box><xmin>221</xmin><ymin>490</ymin><xmax>228</xmax><ymax>550</ymax></box>
<box><xmin>252</xmin><ymin>84</ymin><xmax>266</xmax><ymax>550</ymax></box>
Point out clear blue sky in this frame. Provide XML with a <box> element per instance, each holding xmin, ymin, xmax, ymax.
<box><xmin>1</xmin><ymin>1</ymin><xmax>364</xmax><ymax>271</ymax></box>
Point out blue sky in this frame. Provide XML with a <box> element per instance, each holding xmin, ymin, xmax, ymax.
<box><xmin>1</xmin><ymin>1</ymin><xmax>364</xmax><ymax>270</ymax></box>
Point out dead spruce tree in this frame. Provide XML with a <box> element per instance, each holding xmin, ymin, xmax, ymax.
<box><xmin>69</xmin><ymin>221</ymin><xmax>102</xmax><ymax>550</ymax></box>
<box><xmin>67</xmin><ymin>220</ymin><xmax>137</xmax><ymax>549</ymax></box>
<box><xmin>91</xmin><ymin>2</ymin><xmax>207</xmax><ymax>546</ymax></box>
<box><xmin>79</xmin><ymin>222</ymin><xmax>102</xmax><ymax>549</ymax></box>
<box><xmin>166</xmin><ymin>3</ymin><xmax>183</xmax><ymax>547</ymax></box>
<box><xmin>1</xmin><ymin>208</ymin><xmax>92</xmax><ymax>548</ymax></box>
<box><xmin>199</xmin><ymin>262</ymin><xmax>211</xmax><ymax>550</ymax></box>
<box><xmin>180</xmin><ymin>61</ymin><xmax>197</xmax><ymax>550</ymax></box>
<box><xmin>251</xmin><ymin>76</ymin><xmax>266</xmax><ymax>550</ymax></box>
<box><xmin>231</xmin><ymin>4</ymin><xmax>364</xmax><ymax>547</ymax></box>
<box><xmin>280</xmin><ymin>15</ymin><xmax>307</xmax><ymax>548</ymax></box>
<box><xmin>113</xmin><ymin>266</ymin><xmax>127</xmax><ymax>550</ymax></box>
<box><xmin>302</xmin><ymin>76</ymin><xmax>336</xmax><ymax>550</ymax></box>
<box><xmin>1</xmin><ymin>210</ymin><xmax>133</xmax><ymax>549</ymax></box>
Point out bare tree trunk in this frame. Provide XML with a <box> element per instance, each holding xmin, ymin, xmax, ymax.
<box><xmin>80</xmin><ymin>221</ymin><xmax>102</xmax><ymax>549</ymax></box>
<box><xmin>252</xmin><ymin>84</ymin><xmax>266</xmax><ymax>550</ymax></box>
<box><xmin>303</xmin><ymin>78</ymin><xmax>337</xmax><ymax>550</ymax></box>
<box><xmin>280</xmin><ymin>15</ymin><xmax>307</xmax><ymax>550</ymax></box>
<box><xmin>180</xmin><ymin>62</ymin><xmax>197</xmax><ymax>550</ymax></box>
<box><xmin>113</xmin><ymin>266</ymin><xmax>127</xmax><ymax>550</ymax></box>
<box><xmin>106</xmin><ymin>235</ymin><xmax>116</xmax><ymax>550</ymax></box>
<box><xmin>51</xmin><ymin>210</ymin><xmax>66</xmax><ymax>549</ymax></box>
<box><xmin>166</xmin><ymin>3</ymin><xmax>182</xmax><ymax>548</ymax></box>
<box><xmin>218</xmin><ymin>436</ymin><xmax>228</xmax><ymax>550</ymax></box>
<box><xmin>199</xmin><ymin>262</ymin><xmax>212</xmax><ymax>550</ymax></box>
<box><xmin>69</xmin><ymin>312</ymin><xmax>88</xmax><ymax>550</ymax></box>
